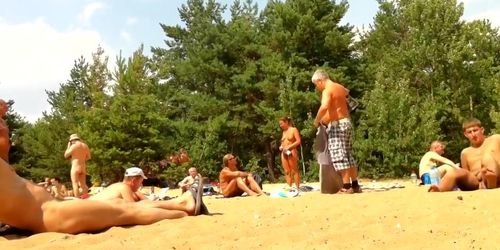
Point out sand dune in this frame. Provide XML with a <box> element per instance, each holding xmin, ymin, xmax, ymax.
<box><xmin>1</xmin><ymin>181</ymin><xmax>499</xmax><ymax>249</ymax></box>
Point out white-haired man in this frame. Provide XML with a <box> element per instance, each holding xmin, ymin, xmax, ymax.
<box><xmin>311</xmin><ymin>69</ymin><xmax>361</xmax><ymax>194</ymax></box>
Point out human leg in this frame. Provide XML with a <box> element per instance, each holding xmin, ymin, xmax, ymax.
<box><xmin>236</xmin><ymin>177</ymin><xmax>259</xmax><ymax>196</ymax></box>
<box><xmin>42</xmin><ymin>199</ymin><xmax>187</xmax><ymax>234</ymax></box>
<box><xmin>222</xmin><ymin>179</ymin><xmax>245</xmax><ymax>198</ymax></box>
<box><xmin>77</xmin><ymin>172</ymin><xmax>88</xmax><ymax>195</ymax></box>
<box><xmin>138</xmin><ymin>189</ymin><xmax>200</xmax><ymax>215</ymax></box>
<box><xmin>429</xmin><ymin>168</ymin><xmax>478</xmax><ymax>192</ymax></box>
<box><xmin>336</xmin><ymin>169</ymin><xmax>353</xmax><ymax>194</ymax></box>
<box><xmin>428</xmin><ymin>170</ymin><xmax>457</xmax><ymax>192</ymax></box>
<box><xmin>70</xmin><ymin>169</ymin><xmax>80</xmax><ymax>197</ymax></box>
<box><xmin>281</xmin><ymin>154</ymin><xmax>292</xmax><ymax>187</ymax></box>
<box><xmin>328</xmin><ymin>122</ymin><xmax>356</xmax><ymax>194</ymax></box>
<box><xmin>289</xmin><ymin>150</ymin><xmax>301</xmax><ymax>189</ymax></box>
<box><xmin>245</xmin><ymin>175</ymin><xmax>264</xmax><ymax>195</ymax></box>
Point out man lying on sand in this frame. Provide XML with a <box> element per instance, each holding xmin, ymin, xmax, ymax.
<box><xmin>219</xmin><ymin>154</ymin><xmax>265</xmax><ymax>197</ymax></box>
<box><xmin>90</xmin><ymin>167</ymin><xmax>208</xmax><ymax>215</ymax></box>
<box><xmin>429</xmin><ymin>118</ymin><xmax>500</xmax><ymax>192</ymax></box>
<box><xmin>419</xmin><ymin>140</ymin><xmax>459</xmax><ymax>182</ymax></box>
<box><xmin>0</xmin><ymin>159</ymin><xmax>207</xmax><ymax>234</ymax></box>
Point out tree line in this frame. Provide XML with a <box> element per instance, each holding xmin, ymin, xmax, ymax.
<box><xmin>4</xmin><ymin>0</ymin><xmax>500</xmax><ymax>185</ymax></box>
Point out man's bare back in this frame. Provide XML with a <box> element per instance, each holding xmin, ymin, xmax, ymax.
<box><xmin>65</xmin><ymin>140</ymin><xmax>91</xmax><ymax>170</ymax></box>
<box><xmin>89</xmin><ymin>182</ymin><xmax>144</xmax><ymax>202</ymax></box>
<box><xmin>64</xmin><ymin>134</ymin><xmax>91</xmax><ymax>197</ymax></box>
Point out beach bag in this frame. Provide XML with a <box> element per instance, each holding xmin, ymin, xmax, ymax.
<box><xmin>347</xmin><ymin>95</ymin><xmax>359</xmax><ymax>113</ymax></box>
<box><xmin>253</xmin><ymin>174</ymin><xmax>263</xmax><ymax>189</ymax></box>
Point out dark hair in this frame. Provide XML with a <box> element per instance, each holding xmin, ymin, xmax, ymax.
<box><xmin>53</xmin><ymin>177</ymin><xmax>61</xmax><ymax>182</ymax></box>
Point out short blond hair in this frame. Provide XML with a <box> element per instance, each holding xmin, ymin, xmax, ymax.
<box><xmin>462</xmin><ymin>118</ymin><xmax>482</xmax><ymax>131</ymax></box>
<box><xmin>222</xmin><ymin>154</ymin><xmax>233</xmax><ymax>167</ymax></box>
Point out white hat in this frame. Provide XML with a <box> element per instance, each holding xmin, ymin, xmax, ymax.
<box><xmin>124</xmin><ymin>167</ymin><xmax>147</xmax><ymax>179</ymax></box>
<box><xmin>69</xmin><ymin>134</ymin><xmax>81</xmax><ymax>141</ymax></box>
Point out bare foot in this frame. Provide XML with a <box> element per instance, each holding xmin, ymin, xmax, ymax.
<box><xmin>428</xmin><ymin>185</ymin><xmax>440</xmax><ymax>192</ymax></box>
<box><xmin>484</xmin><ymin>171</ymin><xmax>498</xmax><ymax>189</ymax></box>
<box><xmin>248</xmin><ymin>191</ymin><xmax>260</xmax><ymax>197</ymax></box>
<box><xmin>177</xmin><ymin>190</ymin><xmax>196</xmax><ymax>215</ymax></box>
<box><xmin>336</xmin><ymin>188</ymin><xmax>354</xmax><ymax>194</ymax></box>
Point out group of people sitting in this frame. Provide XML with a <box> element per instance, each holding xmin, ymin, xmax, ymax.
<box><xmin>0</xmin><ymin>150</ymin><xmax>269</xmax><ymax>235</ymax></box>
<box><xmin>419</xmin><ymin>118</ymin><xmax>500</xmax><ymax>192</ymax></box>
<box><xmin>38</xmin><ymin>177</ymin><xmax>71</xmax><ymax>200</ymax></box>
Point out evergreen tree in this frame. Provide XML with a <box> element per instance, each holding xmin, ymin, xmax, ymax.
<box><xmin>356</xmin><ymin>0</ymin><xmax>500</xmax><ymax>177</ymax></box>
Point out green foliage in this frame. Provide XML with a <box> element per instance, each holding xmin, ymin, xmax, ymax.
<box><xmin>11</xmin><ymin>0</ymin><xmax>500</xmax><ymax>183</ymax></box>
<box><xmin>355</xmin><ymin>0</ymin><xmax>500</xmax><ymax>178</ymax></box>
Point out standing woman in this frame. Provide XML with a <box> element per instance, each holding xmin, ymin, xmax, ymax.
<box><xmin>279</xmin><ymin>117</ymin><xmax>302</xmax><ymax>191</ymax></box>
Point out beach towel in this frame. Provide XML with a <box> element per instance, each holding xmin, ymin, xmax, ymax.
<box><xmin>270</xmin><ymin>190</ymin><xmax>299</xmax><ymax>198</ymax></box>
<box><xmin>361</xmin><ymin>182</ymin><xmax>405</xmax><ymax>192</ymax></box>
<box><xmin>315</xmin><ymin>126</ymin><xmax>343</xmax><ymax>194</ymax></box>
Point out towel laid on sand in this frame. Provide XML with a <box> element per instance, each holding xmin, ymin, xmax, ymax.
<box><xmin>361</xmin><ymin>182</ymin><xmax>405</xmax><ymax>192</ymax></box>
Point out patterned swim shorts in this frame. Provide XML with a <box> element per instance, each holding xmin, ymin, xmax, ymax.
<box><xmin>327</xmin><ymin>120</ymin><xmax>357</xmax><ymax>171</ymax></box>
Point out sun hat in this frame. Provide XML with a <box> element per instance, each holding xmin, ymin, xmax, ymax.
<box><xmin>69</xmin><ymin>134</ymin><xmax>81</xmax><ymax>142</ymax></box>
<box><xmin>124</xmin><ymin>167</ymin><xmax>148</xmax><ymax>179</ymax></box>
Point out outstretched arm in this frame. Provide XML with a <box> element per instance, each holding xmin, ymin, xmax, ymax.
<box><xmin>429</xmin><ymin>152</ymin><xmax>458</xmax><ymax>168</ymax></box>
<box><xmin>221</xmin><ymin>168</ymin><xmax>247</xmax><ymax>179</ymax></box>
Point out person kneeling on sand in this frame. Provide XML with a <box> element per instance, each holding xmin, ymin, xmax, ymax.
<box><xmin>90</xmin><ymin>167</ymin><xmax>208</xmax><ymax>215</ymax></box>
<box><xmin>219</xmin><ymin>154</ymin><xmax>265</xmax><ymax>197</ymax></box>
<box><xmin>429</xmin><ymin>118</ymin><xmax>500</xmax><ymax>192</ymax></box>
<box><xmin>419</xmin><ymin>140</ymin><xmax>459</xmax><ymax>183</ymax></box>
<box><xmin>0</xmin><ymin>159</ymin><xmax>207</xmax><ymax>234</ymax></box>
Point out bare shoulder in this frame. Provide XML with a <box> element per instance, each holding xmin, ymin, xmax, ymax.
<box><xmin>107</xmin><ymin>182</ymin><xmax>127</xmax><ymax>191</ymax></box>
<box><xmin>488</xmin><ymin>134</ymin><xmax>500</xmax><ymax>141</ymax></box>
<box><xmin>460</xmin><ymin>146</ymin><xmax>474</xmax><ymax>157</ymax></box>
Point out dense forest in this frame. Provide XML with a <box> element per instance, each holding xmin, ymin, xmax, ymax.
<box><xmin>4</xmin><ymin>0</ymin><xmax>500</xmax><ymax>185</ymax></box>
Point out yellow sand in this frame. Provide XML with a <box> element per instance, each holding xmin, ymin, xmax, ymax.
<box><xmin>1</xmin><ymin>181</ymin><xmax>499</xmax><ymax>249</ymax></box>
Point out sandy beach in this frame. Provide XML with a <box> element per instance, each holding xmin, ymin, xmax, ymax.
<box><xmin>1</xmin><ymin>180</ymin><xmax>499</xmax><ymax>250</ymax></box>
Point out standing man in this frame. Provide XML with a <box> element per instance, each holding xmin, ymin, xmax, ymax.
<box><xmin>311</xmin><ymin>69</ymin><xmax>361</xmax><ymax>194</ymax></box>
<box><xmin>64</xmin><ymin>134</ymin><xmax>91</xmax><ymax>198</ymax></box>
<box><xmin>0</xmin><ymin>99</ymin><xmax>10</xmax><ymax>163</ymax></box>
